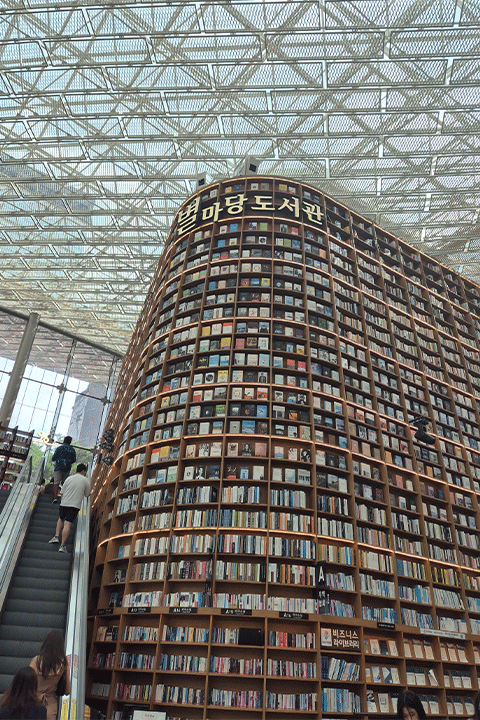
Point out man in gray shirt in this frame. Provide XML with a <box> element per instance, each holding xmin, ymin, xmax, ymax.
<box><xmin>48</xmin><ymin>463</ymin><xmax>90</xmax><ymax>553</ymax></box>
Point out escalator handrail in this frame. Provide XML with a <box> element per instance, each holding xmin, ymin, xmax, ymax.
<box><xmin>59</xmin><ymin>495</ymin><xmax>90</xmax><ymax>720</ymax></box>
<box><xmin>0</xmin><ymin>458</ymin><xmax>42</xmax><ymax>616</ymax></box>
<box><xmin>0</xmin><ymin>455</ymin><xmax>43</xmax><ymax>536</ymax></box>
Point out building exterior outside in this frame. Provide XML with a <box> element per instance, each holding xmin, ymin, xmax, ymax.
<box><xmin>87</xmin><ymin>176</ymin><xmax>480</xmax><ymax>720</ymax></box>
<box><xmin>68</xmin><ymin>383</ymin><xmax>107</xmax><ymax>448</ymax></box>
<box><xmin>0</xmin><ymin>310</ymin><xmax>121</xmax><ymax>449</ymax></box>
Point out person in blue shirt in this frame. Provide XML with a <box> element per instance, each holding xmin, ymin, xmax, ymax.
<box><xmin>50</xmin><ymin>437</ymin><xmax>76</xmax><ymax>502</ymax></box>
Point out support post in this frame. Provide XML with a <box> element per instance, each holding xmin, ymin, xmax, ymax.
<box><xmin>0</xmin><ymin>312</ymin><xmax>40</xmax><ymax>427</ymax></box>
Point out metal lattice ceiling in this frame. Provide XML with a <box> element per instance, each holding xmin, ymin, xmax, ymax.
<box><xmin>1</xmin><ymin>0</ymin><xmax>480</xmax><ymax>355</ymax></box>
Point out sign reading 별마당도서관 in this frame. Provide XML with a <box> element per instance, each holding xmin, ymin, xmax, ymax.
<box><xmin>176</xmin><ymin>192</ymin><xmax>324</xmax><ymax>237</ymax></box>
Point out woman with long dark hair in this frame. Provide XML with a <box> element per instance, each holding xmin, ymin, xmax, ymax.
<box><xmin>396</xmin><ymin>690</ymin><xmax>427</xmax><ymax>720</ymax></box>
<box><xmin>0</xmin><ymin>666</ymin><xmax>46</xmax><ymax>719</ymax></box>
<box><xmin>30</xmin><ymin>630</ymin><xmax>70</xmax><ymax>720</ymax></box>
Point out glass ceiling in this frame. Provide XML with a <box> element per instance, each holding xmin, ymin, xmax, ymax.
<box><xmin>1</xmin><ymin>0</ymin><xmax>480</xmax><ymax>355</ymax></box>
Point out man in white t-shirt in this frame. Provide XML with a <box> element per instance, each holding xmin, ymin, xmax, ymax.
<box><xmin>48</xmin><ymin>463</ymin><xmax>90</xmax><ymax>553</ymax></box>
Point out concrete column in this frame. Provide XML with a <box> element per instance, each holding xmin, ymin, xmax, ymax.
<box><xmin>0</xmin><ymin>312</ymin><xmax>40</xmax><ymax>428</ymax></box>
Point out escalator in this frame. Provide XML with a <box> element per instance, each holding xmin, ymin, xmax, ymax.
<box><xmin>0</xmin><ymin>489</ymin><xmax>9</xmax><ymax>514</ymax></box>
<box><xmin>0</xmin><ymin>466</ymin><xmax>89</xmax><ymax>718</ymax></box>
<box><xmin>0</xmin><ymin>494</ymin><xmax>75</xmax><ymax>692</ymax></box>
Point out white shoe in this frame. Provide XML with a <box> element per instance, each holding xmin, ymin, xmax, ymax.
<box><xmin>48</xmin><ymin>536</ymin><xmax>59</xmax><ymax>544</ymax></box>
<box><xmin>58</xmin><ymin>546</ymin><xmax>67</xmax><ymax>553</ymax></box>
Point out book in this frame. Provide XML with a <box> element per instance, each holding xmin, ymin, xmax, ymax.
<box><xmin>210</xmin><ymin>441</ymin><xmax>222</xmax><ymax>457</ymax></box>
<box><xmin>227</xmin><ymin>442</ymin><xmax>238</xmax><ymax>457</ymax></box>
<box><xmin>241</xmin><ymin>443</ymin><xmax>253</xmax><ymax>457</ymax></box>
<box><xmin>387</xmin><ymin>639</ymin><xmax>398</xmax><ymax>656</ymax></box>
<box><xmin>254</xmin><ymin>442</ymin><xmax>267</xmax><ymax>457</ymax></box>
<box><xmin>367</xmin><ymin>693</ymin><xmax>378</xmax><ymax>713</ymax></box>
<box><xmin>252</xmin><ymin>465</ymin><xmax>264</xmax><ymax>480</ymax></box>
<box><xmin>377</xmin><ymin>693</ymin><xmax>390</xmax><ymax>714</ymax></box>
<box><xmin>447</xmin><ymin>642</ymin><xmax>458</xmax><ymax>662</ymax></box>
<box><xmin>412</xmin><ymin>638</ymin><xmax>424</xmax><ymax>658</ymax></box>
<box><xmin>242</xmin><ymin>420</ymin><xmax>256</xmax><ymax>434</ymax></box>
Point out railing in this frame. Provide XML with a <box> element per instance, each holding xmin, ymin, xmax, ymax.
<box><xmin>60</xmin><ymin>495</ymin><xmax>90</xmax><ymax>720</ymax></box>
<box><xmin>0</xmin><ymin>456</ymin><xmax>42</xmax><ymax>613</ymax></box>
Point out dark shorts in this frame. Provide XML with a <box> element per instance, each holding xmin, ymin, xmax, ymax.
<box><xmin>59</xmin><ymin>505</ymin><xmax>79</xmax><ymax>523</ymax></box>
<box><xmin>53</xmin><ymin>470</ymin><xmax>70</xmax><ymax>484</ymax></box>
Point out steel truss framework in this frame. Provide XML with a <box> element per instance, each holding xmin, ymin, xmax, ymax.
<box><xmin>1</xmin><ymin>0</ymin><xmax>480</xmax><ymax>354</ymax></box>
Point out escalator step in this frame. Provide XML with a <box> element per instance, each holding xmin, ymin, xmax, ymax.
<box><xmin>0</xmin><ymin>673</ymin><xmax>15</xmax><ymax>695</ymax></box>
<box><xmin>1</xmin><ymin>611</ymin><xmax>65</xmax><ymax>630</ymax></box>
<box><xmin>31</xmin><ymin>515</ymin><xmax>58</xmax><ymax>524</ymax></box>
<box><xmin>8</xmin><ymin>587</ymin><xmax>68</xmax><ymax>604</ymax></box>
<box><xmin>17</xmin><ymin>547</ymin><xmax>72</xmax><ymax>558</ymax></box>
<box><xmin>25</xmin><ymin>535</ymin><xmax>73</xmax><ymax>545</ymax></box>
<box><xmin>13</xmin><ymin>572</ymin><xmax>70</xmax><ymax>586</ymax></box>
<box><xmin>16</xmin><ymin>554</ymin><xmax>72</xmax><ymax>567</ymax></box>
<box><xmin>12</xmin><ymin>576</ymin><xmax>67</xmax><ymax>590</ymax></box>
<box><xmin>4</xmin><ymin>599</ymin><xmax>66</xmax><ymax>616</ymax></box>
<box><xmin>31</xmin><ymin>520</ymin><xmax>60</xmax><ymax>529</ymax></box>
<box><xmin>19</xmin><ymin>549</ymin><xmax>73</xmax><ymax>562</ymax></box>
<box><xmin>13</xmin><ymin>567</ymin><xmax>71</xmax><ymax>583</ymax></box>
<box><xmin>0</xmin><ymin>625</ymin><xmax>60</xmax><ymax>643</ymax></box>
<box><xmin>0</xmin><ymin>656</ymin><xmax>35</xmax><ymax>678</ymax></box>
<box><xmin>24</xmin><ymin>533</ymin><xmax>59</xmax><ymax>542</ymax></box>
<box><xmin>0</xmin><ymin>640</ymin><xmax>41</xmax><ymax>658</ymax></box>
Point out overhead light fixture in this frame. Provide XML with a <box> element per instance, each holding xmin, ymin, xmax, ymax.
<box><xmin>234</xmin><ymin>156</ymin><xmax>261</xmax><ymax>177</ymax></box>
<box><xmin>195</xmin><ymin>172</ymin><xmax>208</xmax><ymax>190</ymax></box>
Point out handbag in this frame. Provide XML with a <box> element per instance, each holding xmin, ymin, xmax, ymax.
<box><xmin>56</xmin><ymin>671</ymin><xmax>67</xmax><ymax>696</ymax></box>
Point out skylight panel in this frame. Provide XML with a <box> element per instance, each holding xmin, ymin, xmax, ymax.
<box><xmin>450</xmin><ymin>58</ymin><xmax>480</xmax><ymax>83</ymax></box>
<box><xmin>326</xmin><ymin>0</ymin><xmax>457</xmax><ymax>28</ymax></box>
<box><xmin>432</xmin><ymin>175</ymin><xmax>478</xmax><ymax>189</ymax></box>
<box><xmin>45</xmin><ymin>37</ymin><xmax>149</xmax><ymax>66</ymax></box>
<box><xmin>222</xmin><ymin>115</ymin><xmax>272</xmax><ymax>134</ymax></box>
<box><xmin>66</xmin><ymin>95</ymin><xmax>118</xmax><ymax>115</ymax></box>
<box><xmin>276</xmin><ymin>159</ymin><xmax>326</xmax><ymax>175</ymax></box>
<box><xmin>0</xmin><ymin>123</ymin><xmax>28</xmax><ymax>142</ymax></box>
<box><xmin>8</xmin><ymin>68</ymin><xmax>101</xmax><ymax>93</ymax></box>
<box><xmin>0</xmin><ymin>215</ymin><xmax>36</xmax><ymax>227</ymax></box>
<box><xmin>269</xmin><ymin>31</ymin><xmax>383</xmax><ymax>60</ymax></box>
<box><xmin>262</xmin><ymin>1</ymin><xmax>320</xmax><ymax>28</ymax></box>
<box><xmin>214</xmin><ymin>62</ymin><xmax>323</xmax><ymax>88</ymax></box>
<box><xmin>328</xmin><ymin>114</ymin><xmax>382</xmax><ymax>133</ymax></box>
<box><xmin>107</xmin><ymin>64</ymin><xmax>211</xmax><ymax>90</ymax></box>
<box><xmin>272</xmin><ymin>92</ymin><xmax>326</xmax><ymax>111</ymax></box>
<box><xmin>0</xmin><ymin>41</ymin><xmax>44</xmax><ymax>66</ymax></box>
<box><xmin>391</xmin><ymin>28</ymin><xmax>480</xmax><ymax>57</ymax></box>
<box><xmin>153</xmin><ymin>35</ymin><xmax>261</xmax><ymax>62</ymax></box>
<box><xmin>87</xmin><ymin>4</ymin><xmax>200</xmax><ymax>35</ymax></box>
<box><xmin>436</xmin><ymin>155</ymin><xmax>480</xmax><ymax>172</ymax></box>
<box><xmin>325</xmin><ymin>0</ymin><xmax>387</xmax><ymax>28</ymax></box>
<box><xmin>0</xmin><ymin>163</ymin><xmax>50</xmax><ymax>180</ymax></box>
<box><xmin>327</xmin><ymin>59</ymin><xmax>445</xmax><ymax>86</ymax></box>
<box><xmin>384</xmin><ymin>134</ymin><xmax>459</xmax><ymax>153</ymax></box>
<box><xmin>4</xmin><ymin>8</ymin><xmax>86</xmax><ymax>38</ymax></box>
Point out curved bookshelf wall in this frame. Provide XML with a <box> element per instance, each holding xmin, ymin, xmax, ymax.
<box><xmin>87</xmin><ymin>176</ymin><xmax>480</xmax><ymax>720</ymax></box>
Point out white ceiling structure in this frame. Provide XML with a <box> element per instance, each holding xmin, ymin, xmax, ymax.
<box><xmin>1</xmin><ymin>0</ymin><xmax>480</xmax><ymax>355</ymax></box>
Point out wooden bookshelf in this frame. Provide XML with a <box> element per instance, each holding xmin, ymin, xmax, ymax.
<box><xmin>88</xmin><ymin>176</ymin><xmax>480</xmax><ymax>720</ymax></box>
<box><xmin>0</xmin><ymin>425</ymin><xmax>33</xmax><ymax>487</ymax></box>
